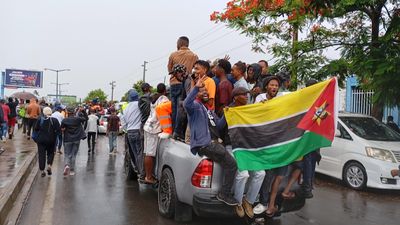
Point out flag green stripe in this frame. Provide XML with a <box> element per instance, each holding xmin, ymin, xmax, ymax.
<box><xmin>233</xmin><ymin>132</ymin><xmax>331</xmax><ymax>171</ymax></box>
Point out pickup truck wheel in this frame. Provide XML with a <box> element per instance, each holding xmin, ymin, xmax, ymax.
<box><xmin>343</xmin><ymin>162</ymin><xmax>367</xmax><ymax>190</ymax></box>
<box><xmin>124</xmin><ymin>151</ymin><xmax>137</xmax><ymax>180</ymax></box>
<box><xmin>158</xmin><ymin>168</ymin><xmax>176</xmax><ymax>218</ymax></box>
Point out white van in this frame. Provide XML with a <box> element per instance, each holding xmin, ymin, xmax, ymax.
<box><xmin>317</xmin><ymin>112</ymin><xmax>400</xmax><ymax>190</ymax></box>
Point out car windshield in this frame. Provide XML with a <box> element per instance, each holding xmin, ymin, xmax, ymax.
<box><xmin>340</xmin><ymin>116</ymin><xmax>400</xmax><ymax>141</ymax></box>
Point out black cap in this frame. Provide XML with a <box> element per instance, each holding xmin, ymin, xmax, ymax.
<box><xmin>141</xmin><ymin>83</ymin><xmax>151</xmax><ymax>91</ymax></box>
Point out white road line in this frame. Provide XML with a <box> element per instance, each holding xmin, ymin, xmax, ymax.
<box><xmin>39</xmin><ymin>156</ymin><xmax>59</xmax><ymax>225</ymax></box>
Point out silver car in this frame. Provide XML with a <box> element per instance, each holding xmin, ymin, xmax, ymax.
<box><xmin>97</xmin><ymin>115</ymin><xmax>123</xmax><ymax>134</ymax></box>
<box><xmin>124</xmin><ymin>138</ymin><xmax>305</xmax><ymax>222</ymax></box>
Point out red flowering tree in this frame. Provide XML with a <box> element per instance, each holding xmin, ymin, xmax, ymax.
<box><xmin>212</xmin><ymin>0</ymin><xmax>400</xmax><ymax>120</ymax></box>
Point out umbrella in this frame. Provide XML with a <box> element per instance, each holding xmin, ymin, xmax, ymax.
<box><xmin>10</xmin><ymin>91</ymin><xmax>37</xmax><ymax>100</ymax></box>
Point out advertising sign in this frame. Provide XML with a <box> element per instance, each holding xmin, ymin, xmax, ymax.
<box><xmin>5</xmin><ymin>69</ymin><xmax>43</xmax><ymax>88</ymax></box>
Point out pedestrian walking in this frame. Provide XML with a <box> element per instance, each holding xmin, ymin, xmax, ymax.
<box><xmin>26</xmin><ymin>98</ymin><xmax>41</xmax><ymax>140</ymax></box>
<box><xmin>86</xmin><ymin>109</ymin><xmax>99</xmax><ymax>153</ymax></box>
<box><xmin>107</xmin><ymin>108</ymin><xmax>120</xmax><ymax>154</ymax></box>
<box><xmin>7</xmin><ymin>97</ymin><xmax>19</xmax><ymax>139</ymax></box>
<box><xmin>34</xmin><ymin>107</ymin><xmax>61</xmax><ymax>177</ymax></box>
<box><xmin>61</xmin><ymin>107</ymin><xmax>87</xmax><ymax>176</ymax></box>
<box><xmin>51</xmin><ymin>105</ymin><xmax>65</xmax><ymax>154</ymax></box>
<box><xmin>0</xmin><ymin>99</ymin><xmax>10</xmax><ymax>142</ymax></box>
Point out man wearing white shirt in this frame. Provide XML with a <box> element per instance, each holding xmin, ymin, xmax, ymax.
<box><xmin>51</xmin><ymin>105</ymin><xmax>65</xmax><ymax>154</ymax></box>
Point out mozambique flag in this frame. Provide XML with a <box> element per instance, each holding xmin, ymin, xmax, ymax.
<box><xmin>224</xmin><ymin>78</ymin><xmax>338</xmax><ymax>171</ymax></box>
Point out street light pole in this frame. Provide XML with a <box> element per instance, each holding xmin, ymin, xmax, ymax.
<box><xmin>44</xmin><ymin>68</ymin><xmax>70</xmax><ymax>101</ymax></box>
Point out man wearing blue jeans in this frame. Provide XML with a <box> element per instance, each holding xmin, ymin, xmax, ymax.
<box><xmin>122</xmin><ymin>90</ymin><xmax>144</xmax><ymax>182</ymax></box>
<box><xmin>107</xmin><ymin>108</ymin><xmax>120</xmax><ymax>154</ymax></box>
<box><xmin>61</xmin><ymin>107</ymin><xmax>87</xmax><ymax>176</ymax></box>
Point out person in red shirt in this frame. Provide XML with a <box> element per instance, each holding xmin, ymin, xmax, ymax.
<box><xmin>215</xmin><ymin>59</ymin><xmax>233</xmax><ymax>116</ymax></box>
<box><xmin>0</xmin><ymin>99</ymin><xmax>11</xmax><ymax>142</ymax></box>
<box><xmin>107</xmin><ymin>108</ymin><xmax>120</xmax><ymax>154</ymax></box>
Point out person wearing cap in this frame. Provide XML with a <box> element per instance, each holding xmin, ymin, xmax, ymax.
<box><xmin>121</xmin><ymin>89</ymin><xmax>145</xmax><ymax>182</ymax></box>
<box><xmin>61</xmin><ymin>107</ymin><xmax>87</xmax><ymax>176</ymax></box>
<box><xmin>184</xmin><ymin>75</ymin><xmax>238</xmax><ymax>206</ymax></box>
<box><xmin>169</xmin><ymin>64</ymin><xmax>187</xmax><ymax>135</ymax></box>
<box><xmin>51</xmin><ymin>105</ymin><xmax>65</xmax><ymax>154</ymax></box>
<box><xmin>218</xmin><ymin>86</ymin><xmax>265</xmax><ymax>218</ymax></box>
<box><xmin>34</xmin><ymin>107</ymin><xmax>61</xmax><ymax>177</ymax></box>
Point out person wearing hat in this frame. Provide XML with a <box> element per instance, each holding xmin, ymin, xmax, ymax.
<box><xmin>51</xmin><ymin>105</ymin><xmax>65</xmax><ymax>154</ymax></box>
<box><xmin>218</xmin><ymin>86</ymin><xmax>266</xmax><ymax>218</ymax></box>
<box><xmin>121</xmin><ymin>89</ymin><xmax>145</xmax><ymax>182</ymax></box>
<box><xmin>254</xmin><ymin>76</ymin><xmax>281</xmax><ymax>103</ymax></box>
<box><xmin>34</xmin><ymin>107</ymin><xmax>61</xmax><ymax>177</ymax></box>
<box><xmin>61</xmin><ymin>107</ymin><xmax>87</xmax><ymax>176</ymax></box>
<box><xmin>169</xmin><ymin>64</ymin><xmax>187</xmax><ymax>133</ymax></box>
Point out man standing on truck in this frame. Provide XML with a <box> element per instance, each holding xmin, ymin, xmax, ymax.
<box><xmin>184</xmin><ymin>75</ymin><xmax>238</xmax><ymax>206</ymax></box>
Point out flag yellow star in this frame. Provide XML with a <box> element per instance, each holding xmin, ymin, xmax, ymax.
<box><xmin>312</xmin><ymin>101</ymin><xmax>331</xmax><ymax>125</ymax></box>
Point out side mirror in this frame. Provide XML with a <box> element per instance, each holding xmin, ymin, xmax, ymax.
<box><xmin>335</xmin><ymin>129</ymin><xmax>341</xmax><ymax>137</ymax></box>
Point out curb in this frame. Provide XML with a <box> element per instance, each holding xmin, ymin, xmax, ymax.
<box><xmin>0</xmin><ymin>151</ymin><xmax>38</xmax><ymax>225</ymax></box>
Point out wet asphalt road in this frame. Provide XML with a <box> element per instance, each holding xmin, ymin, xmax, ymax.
<box><xmin>18</xmin><ymin>135</ymin><xmax>400</xmax><ymax>225</ymax></box>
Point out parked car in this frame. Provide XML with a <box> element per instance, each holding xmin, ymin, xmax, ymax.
<box><xmin>97</xmin><ymin>115</ymin><xmax>123</xmax><ymax>134</ymax></box>
<box><xmin>124</xmin><ymin>138</ymin><xmax>305</xmax><ymax>223</ymax></box>
<box><xmin>317</xmin><ymin>112</ymin><xmax>400</xmax><ymax>190</ymax></box>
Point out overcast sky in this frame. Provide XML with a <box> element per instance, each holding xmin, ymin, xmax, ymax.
<box><xmin>0</xmin><ymin>0</ymin><xmax>271</xmax><ymax>101</ymax></box>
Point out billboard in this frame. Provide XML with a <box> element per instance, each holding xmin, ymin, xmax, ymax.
<box><xmin>47</xmin><ymin>95</ymin><xmax>77</xmax><ymax>105</ymax></box>
<box><xmin>5</xmin><ymin>69</ymin><xmax>43</xmax><ymax>88</ymax></box>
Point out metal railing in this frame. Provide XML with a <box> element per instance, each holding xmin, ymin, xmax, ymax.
<box><xmin>350</xmin><ymin>88</ymin><xmax>374</xmax><ymax>116</ymax></box>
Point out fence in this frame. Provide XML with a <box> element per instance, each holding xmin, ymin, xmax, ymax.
<box><xmin>349</xmin><ymin>88</ymin><xmax>374</xmax><ymax>116</ymax></box>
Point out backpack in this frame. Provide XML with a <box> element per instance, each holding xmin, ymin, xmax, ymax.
<box><xmin>32</xmin><ymin>117</ymin><xmax>44</xmax><ymax>142</ymax></box>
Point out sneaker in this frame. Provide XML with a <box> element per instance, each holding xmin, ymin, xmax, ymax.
<box><xmin>242</xmin><ymin>198</ymin><xmax>254</xmax><ymax>218</ymax></box>
<box><xmin>113</xmin><ymin>149</ymin><xmax>118</xmax><ymax>154</ymax></box>
<box><xmin>235</xmin><ymin>205</ymin><xmax>245</xmax><ymax>218</ymax></box>
<box><xmin>2</xmin><ymin>137</ymin><xmax>6</xmax><ymax>143</ymax></box>
<box><xmin>57</xmin><ymin>150</ymin><xmax>63</xmax><ymax>154</ymax></box>
<box><xmin>63</xmin><ymin>165</ymin><xmax>70</xmax><ymax>176</ymax></box>
<box><xmin>41</xmin><ymin>171</ymin><xmax>46</xmax><ymax>177</ymax></box>
<box><xmin>27</xmin><ymin>136</ymin><xmax>30</xmax><ymax>140</ymax></box>
<box><xmin>47</xmin><ymin>166</ymin><xmax>52</xmax><ymax>175</ymax></box>
<box><xmin>253</xmin><ymin>203</ymin><xmax>268</xmax><ymax>215</ymax></box>
<box><xmin>109</xmin><ymin>151</ymin><xmax>114</xmax><ymax>155</ymax></box>
<box><xmin>69</xmin><ymin>171</ymin><xmax>76</xmax><ymax>176</ymax></box>
<box><xmin>216</xmin><ymin>192</ymin><xmax>239</xmax><ymax>206</ymax></box>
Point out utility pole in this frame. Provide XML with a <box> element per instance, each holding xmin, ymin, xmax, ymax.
<box><xmin>141</xmin><ymin>61</ymin><xmax>148</xmax><ymax>82</ymax></box>
<box><xmin>51</xmin><ymin>82</ymin><xmax>69</xmax><ymax>97</ymax></box>
<box><xmin>44</xmin><ymin>68</ymin><xmax>70</xmax><ymax>100</ymax></box>
<box><xmin>109</xmin><ymin>81</ymin><xmax>116</xmax><ymax>102</ymax></box>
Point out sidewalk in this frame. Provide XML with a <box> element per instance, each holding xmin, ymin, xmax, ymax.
<box><xmin>0</xmin><ymin>130</ymin><xmax>38</xmax><ymax>225</ymax></box>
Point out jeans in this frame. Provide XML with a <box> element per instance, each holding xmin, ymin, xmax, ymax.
<box><xmin>22</xmin><ymin>117</ymin><xmax>28</xmax><ymax>134</ymax></box>
<box><xmin>197</xmin><ymin>142</ymin><xmax>237</xmax><ymax>196</ymax></box>
<box><xmin>37</xmin><ymin>143</ymin><xmax>55</xmax><ymax>171</ymax></box>
<box><xmin>108</xmin><ymin>131</ymin><xmax>118</xmax><ymax>152</ymax></box>
<box><xmin>0</xmin><ymin>122</ymin><xmax>7</xmax><ymax>139</ymax></box>
<box><xmin>170</xmin><ymin>84</ymin><xmax>182</xmax><ymax>132</ymax></box>
<box><xmin>56</xmin><ymin>133</ymin><xmax>63</xmax><ymax>150</ymax></box>
<box><xmin>225</xmin><ymin>145</ymin><xmax>265</xmax><ymax>204</ymax></box>
<box><xmin>127</xmin><ymin>129</ymin><xmax>144</xmax><ymax>178</ymax></box>
<box><xmin>87</xmin><ymin>132</ymin><xmax>96</xmax><ymax>150</ymax></box>
<box><xmin>64</xmin><ymin>141</ymin><xmax>80</xmax><ymax>170</ymax></box>
<box><xmin>302</xmin><ymin>151</ymin><xmax>319</xmax><ymax>190</ymax></box>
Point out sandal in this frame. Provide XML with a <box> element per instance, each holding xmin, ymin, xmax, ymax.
<box><xmin>282</xmin><ymin>191</ymin><xmax>296</xmax><ymax>199</ymax></box>
<box><xmin>265</xmin><ymin>207</ymin><xmax>277</xmax><ymax>217</ymax></box>
<box><xmin>144</xmin><ymin>177</ymin><xmax>158</xmax><ymax>184</ymax></box>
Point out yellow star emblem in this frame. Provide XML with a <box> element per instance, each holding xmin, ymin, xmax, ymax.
<box><xmin>312</xmin><ymin>101</ymin><xmax>331</xmax><ymax>125</ymax></box>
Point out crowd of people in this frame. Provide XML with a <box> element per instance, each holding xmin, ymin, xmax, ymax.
<box><xmin>1</xmin><ymin>35</ymin><xmax>400</xmax><ymax>219</ymax></box>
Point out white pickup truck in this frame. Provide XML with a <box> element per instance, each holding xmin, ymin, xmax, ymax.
<box><xmin>124</xmin><ymin>137</ymin><xmax>306</xmax><ymax>223</ymax></box>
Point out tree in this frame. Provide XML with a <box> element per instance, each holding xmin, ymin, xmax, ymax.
<box><xmin>212</xmin><ymin>0</ymin><xmax>400</xmax><ymax>120</ymax></box>
<box><xmin>84</xmin><ymin>89</ymin><xmax>108</xmax><ymax>103</ymax></box>
<box><xmin>121</xmin><ymin>80</ymin><xmax>154</xmax><ymax>102</ymax></box>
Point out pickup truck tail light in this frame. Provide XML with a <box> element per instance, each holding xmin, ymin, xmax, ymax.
<box><xmin>191</xmin><ymin>159</ymin><xmax>213</xmax><ymax>188</ymax></box>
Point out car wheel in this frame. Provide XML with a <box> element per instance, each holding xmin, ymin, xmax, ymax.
<box><xmin>343</xmin><ymin>162</ymin><xmax>367</xmax><ymax>190</ymax></box>
<box><xmin>158</xmin><ymin>168</ymin><xmax>176</xmax><ymax>218</ymax></box>
<box><xmin>124</xmin><ymin>151</ymin><xmax>137</xmax><ymax>180</ymax></box>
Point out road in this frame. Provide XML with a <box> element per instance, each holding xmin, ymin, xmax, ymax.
<box><xmin>18</xmin><ymin>135</ymin><xmax>400</xmax><ymax>225</ymax></box>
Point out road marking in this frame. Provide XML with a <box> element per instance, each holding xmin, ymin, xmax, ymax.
<box><xmin>39</xmin><ymin>156</ymin><xmax>59</xmax><ymax>225</ymax></box>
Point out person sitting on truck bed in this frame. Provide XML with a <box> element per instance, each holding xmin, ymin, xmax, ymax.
<box><xmin>219</xmin><ymin>86</ymin><xmax>265</xmax><ymax>218</ymax></box>
<box><xmin>184</xmin><ymin>74</ymin><xmax>238</xmax><ymax>206</ymax></box>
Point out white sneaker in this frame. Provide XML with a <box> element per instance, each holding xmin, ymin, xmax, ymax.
<box><xmin>69</xmin><ymin>171</ymin><xmax>76</xmax><ymax>176</ymax></box>
<box><xmin>253</xmin><ymin>203</ymin><xmax>268</xmax><ymax>215</ymax></box>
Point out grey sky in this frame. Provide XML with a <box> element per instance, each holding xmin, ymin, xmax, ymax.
<box><xmin>0</xmin><ymin>0</ymin><xmax>269</xmax><ymax>101</ymax></box>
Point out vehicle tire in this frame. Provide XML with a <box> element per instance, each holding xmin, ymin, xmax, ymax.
<box><xmin>124</xmin><ymin>151</ymin><xmax>137</xmax><ymax>180</ymax></box>
<box><xmin>158</xmin><ymin>168</ymin><xmax>177</xmax><ymax>218</ymax></box>
<box><xmin>343</xmin><ymin>162</ymin><xmax>367</xmax><ymax>190</ymax></box>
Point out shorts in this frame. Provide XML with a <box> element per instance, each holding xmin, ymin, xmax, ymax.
<box><xmin>272</xmin><ymin>165</ymin><xmax>288</xmax><ymax>177</ymax></box>
<box><xmin>144</xmin><ymin>131</ymin><xmax>159</xmax><ymax>157</ymax></box>
<box><xmin>8</xmin><ymin>117</ymin><xmax>16</xmax><ymax>127</ymax></box>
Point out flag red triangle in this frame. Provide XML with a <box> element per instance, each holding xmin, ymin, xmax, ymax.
<box><xmin>297</xmin><ymin>78</ymin><xmax>336</xmax><ymax>142</ymax></box>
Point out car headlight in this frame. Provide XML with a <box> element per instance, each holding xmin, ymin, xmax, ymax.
<box><xmin>365</xmin><ymin>147</ymin><xmax>396</xmax><ymax>163</ymax></box>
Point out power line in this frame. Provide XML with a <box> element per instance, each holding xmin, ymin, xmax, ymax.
<box><xmin>192</xmin><ymin>30</ymin><xmax>236</xmax><ymax>51</ymax></box>
<box><xmin>208</xmin><ymin>41</ymin><xmax>253</xmax><ymax>59</ymax></box>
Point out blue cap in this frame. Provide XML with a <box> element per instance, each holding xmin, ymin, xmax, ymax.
<box><xmin>128</xmin><ymin>89</ymin><xmax>139</xmax><ymax>102</ymax></box>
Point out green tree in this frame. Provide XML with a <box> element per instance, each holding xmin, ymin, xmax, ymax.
<box><xmin>212</xmin><ymin>0</ymin><xmax>400</xmax><ymax>120</ymax></box>
<box><xmin>84</xmin><ymin>89</ymin><xmax>108</xmax><ymax>103</ymax></box>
